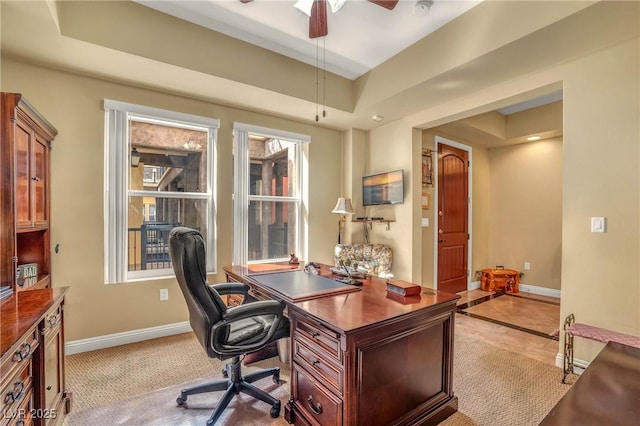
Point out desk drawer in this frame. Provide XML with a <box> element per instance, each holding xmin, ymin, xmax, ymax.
<box><xmin>1</xmin><ymin>359</ymin><xmax>34</xmax><ymax>423</ymax></box>
<box><xmin>42</xmin><ymin>305</ymin><xmax>62</xmax><ymax>338</ymax></box>
<box><xmin>293</xmin><ymin>367</ymin><xmax>342</xmax><ymax>426</ymax></box>
<box><xmin>1</xmin><ymin>327</ymin><xmax>38</xmax><ymax>386</ymax></box>
<box><xmin>294</xmin><ymin>316</ymin><xmax>342</xmax><ymax>364</ymax></box>
<box><xmin>293</xmin><ymin>339</ymin><xmax>343</xmax><ymax>394</ymax></box>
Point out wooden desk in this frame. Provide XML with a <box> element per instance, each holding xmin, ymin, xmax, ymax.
<box><xmin>540</xmin><ymin>341</ymin><xmax>640</xmax><ymax>425</ymax></box>
<box><xmin>224</xmin><ymin>264</ymin><xmax>460</xmax><ymax>426</ymax></box>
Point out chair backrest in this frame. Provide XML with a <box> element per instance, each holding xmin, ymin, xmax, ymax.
<box><xmin>169</xmin><ymin>227</ymin><xmax>228</xmax><ymax>357</ymax></box>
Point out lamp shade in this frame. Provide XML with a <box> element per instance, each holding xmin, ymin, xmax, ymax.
<box><xmin>332</xmin><ymin>198</ymin><xmax>354</xmax><ymax>215</ymax></box>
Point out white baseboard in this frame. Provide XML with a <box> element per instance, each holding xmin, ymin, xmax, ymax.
<box><xmin>65</xmin><ymin>321</ymin><xmax>191</xmax><ymax>355</ymax></box>
<box><xmin>518</xmin><ymin>283</ymin><xmax>561</xmax><ymax>299</ymax></box>
<box><xmin>467</xmin><ymin>281</ymin><xmax>559</xmax><ymax>298</ymax></box>
<box><xmin>555</xmin><ymin>352</ymin><xmax>589</xmax><ymax>375</ymax></box>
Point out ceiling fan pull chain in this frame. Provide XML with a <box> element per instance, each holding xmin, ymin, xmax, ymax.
<box><xmin>322</xmin><ymin>36</ymin><xmax>327</xmax><ymax>118</ymax></box>
<box><xmin>316</xmin><ymin>37</ymin><xmax>320</xmax><ymax>122</ymax></box>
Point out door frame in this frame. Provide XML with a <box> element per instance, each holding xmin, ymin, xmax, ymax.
<box><xmin>432</xmin><ymin>136</ymin><xmax>473</xmax><ymax>291</ymax></box>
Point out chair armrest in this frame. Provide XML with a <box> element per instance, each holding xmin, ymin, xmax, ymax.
<box><xmin>212</xmin><ymin>300</ymin><xmax>287</xmax><ymax>353</ymax></box>
<box><xmin>209</xmin><ymin>282</ymin><xmax>249</xmax><ymax>296</ymax></box>
<box><xmin>223</xmin><ymin>300</ymin><xmax>285</xmax><ymax>321</ymax></box>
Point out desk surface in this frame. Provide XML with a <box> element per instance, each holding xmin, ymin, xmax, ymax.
<box><xmin>540</xmin><ymin>341</ymin><xmax>640</xmax><ymax>425</ymax></box>
<box><xmin>225</xmin><ymin>263</ymin><xmax>459</xmax><ymax>333</ymax></box>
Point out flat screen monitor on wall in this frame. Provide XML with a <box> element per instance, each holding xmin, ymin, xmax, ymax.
<box><xmin>363</xmin><ymin>170</ymin><xmax>404</xmax><ymax>206</ymax></box>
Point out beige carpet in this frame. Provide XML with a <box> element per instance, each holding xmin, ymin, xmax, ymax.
<box><xmin>64</xmin><ymin>332</ymin><xmax>571</xmax><ymax>425</ymax></box>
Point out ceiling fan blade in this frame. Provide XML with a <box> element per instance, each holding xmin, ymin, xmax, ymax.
<box><xmin>368</xmin><ymin>0</ymin><xmax>399</xmax><ymax>10</ymax></box>
<box><xmin>309</xmin><ymin>0</ymin><xmax>328</xmax><ymax>39</ymax></box>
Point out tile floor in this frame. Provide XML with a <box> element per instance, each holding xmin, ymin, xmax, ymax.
<box><xmin>455</xmin><ymin>289</ymin><xmax>561</xmax><ymax>366</ymax></box>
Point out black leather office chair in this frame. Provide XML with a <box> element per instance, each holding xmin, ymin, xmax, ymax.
<box><xmin>169</xmin><ymin>227</ymin><xmax>290</xmax><ymax>425</ymax></box>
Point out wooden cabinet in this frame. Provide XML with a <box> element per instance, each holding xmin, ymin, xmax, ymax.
<box><xmin>1</xmin><ymin>289</ymin><xmax>69</xmax><ymax>426</ymax></box>
<box><xmin>1</xmin><ymin>94</ymin><xmax>69</xmax><ymax>424</ymax></box>
<box><xmin>1</xmin><ymin>93</ymin><xmax>57</xmax><ymax>294</ymax></box>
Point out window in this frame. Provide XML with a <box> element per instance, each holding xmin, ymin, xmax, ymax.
<box><xmin>233</xmin><ymin>123</ymin><xmax>309</xmax><ymax>265</ymax></box>
<box><xmin>104</xmin><ymin>100</ymin><xmax>219</xmax><ymax>283</ymax></box>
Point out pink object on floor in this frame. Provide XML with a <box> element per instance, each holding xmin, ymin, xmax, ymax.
<box><xmin>567</xmin><ymin>323</ymin><xmax>640</xmax><ymax>349</ymax></box>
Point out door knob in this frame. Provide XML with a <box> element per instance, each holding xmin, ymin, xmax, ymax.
<box><xmin>438</xmin><ymin>211</ymin><xmax>443</xmax><ymax>216</ymax></box>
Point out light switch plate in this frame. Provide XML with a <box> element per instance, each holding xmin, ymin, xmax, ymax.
<box><xmin>591</xmin><ymin>217</ymin><xmax>606</xmax><ymax>233</ymax></box>
<box><xmin>421</xmin><ymin>218</ymin><xmax>429</xmax><ymax>227</ymax></box>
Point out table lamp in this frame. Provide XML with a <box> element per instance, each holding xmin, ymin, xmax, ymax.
<box><xmin>332</xmin><ymin>198</ymin><xmax>354</xmax><ymax>244</ymax></box>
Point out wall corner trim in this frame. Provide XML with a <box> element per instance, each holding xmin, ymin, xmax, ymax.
<box><xmin>65</xmin><ymin>321</ymin><xmax>191</xmax><ymax>355</ymax></box>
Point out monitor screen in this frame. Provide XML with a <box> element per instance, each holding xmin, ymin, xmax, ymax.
<box><xmin>362</xmin><ymin>170</ymin><xmax>404</xmax><ymax>206</ymax></box>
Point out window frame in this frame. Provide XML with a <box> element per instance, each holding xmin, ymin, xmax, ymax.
<box><xmin>104</xmin><ymin>99</ymin><xmax>219</xmax><ymax>283</ymax></box>
<box><xmin>232</xmin><ymin>123</ymin><xmax>309</xmax><ymax>265</ymax></box>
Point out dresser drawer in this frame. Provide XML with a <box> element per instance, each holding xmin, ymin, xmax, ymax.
<box><xmin>5</xmin><ymin>388</ymin><xmax>34</xmax><ymax>426</ymax></box>
<box><xmin>0</xmin><ymin>327</ymin><xmax>38</xmax><ymax>386</ymax></box>
<box><xmin>42</xmin><ymin>305</ymin><xmax>62</xmax><ymax>338</ymax></box>
<box><xmin>293</xmin><ymin>367</ymin><xmax>342</xmax><ymax>426</ymax></box>
<box><xmin>294</xmin><ymin>316</ymin><xmax>342</xmax><ymax>364</ymax></box>
<box><xmin>293</xmin><ymin>339</ymin><xmax>343</xmax><ymax>394</ymax></box>
<box><xmin>1</xmin><ymin>360</ymin><xmax>34</xmax><ymax>423</ymax></box>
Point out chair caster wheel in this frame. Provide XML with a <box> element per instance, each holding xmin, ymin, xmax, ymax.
<box><xmin>273</xmin><ymin>373</ymin><xmax>280</xmax><ymax>384</ymax></box>
<box><xmin>270</xmin><ymin>402</ymin><xmax>281</xmax><ymax>418</ymax></box>
<box><xmin>176</xmin><ymin>395</ymin><xmax>187</xmax><ymax>406</ymax></box>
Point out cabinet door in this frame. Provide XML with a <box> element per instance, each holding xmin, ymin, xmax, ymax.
<box><xmin>43</xmin><ymin>319</ymin><xmax>63</xmax><ymax>416</ymax></box>
<box><xmin>15</xmin><ymin>120</ymin><xmax>32</xmax><ymax>228</ymax></box>
<box><xmin>33</xmin><ymin>137</ymin><xmax>49</xmax><ymax>227</ymax></box>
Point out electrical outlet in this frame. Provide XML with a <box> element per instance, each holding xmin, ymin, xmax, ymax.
<box><xmin>159</xmin><ymin>288</ymin><xmax>168</xmax><ymax>301</ymax></box>
<box><xmin>524</xmin><ymin>262</ymin><xmax>530</xmax><ymax>270</ymax></box>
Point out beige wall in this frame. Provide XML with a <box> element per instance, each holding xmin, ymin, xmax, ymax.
<box><xmin>404</xmin><ymin>37</ymin><xmax>639</xmax><ymax>362</ymax></box>
<box><xmin>365</xmin><ymin>120</ymin><xmax>418</xmax><ymax>282</ymax></box>
<box><xmin>1</xmin><ymin>58</ymin><xmax>343</xmax><ymax>342</ymax></box>
<box><xmin>489</xmin><ymin>139</ymin><xmax>563</xmax><ymax>290</ymax></box>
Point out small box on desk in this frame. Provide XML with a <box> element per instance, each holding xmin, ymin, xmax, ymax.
<box><xmin>386</xmin><ymin>280</ymin><xmax>421</xmax><ymax>297</ymax></box>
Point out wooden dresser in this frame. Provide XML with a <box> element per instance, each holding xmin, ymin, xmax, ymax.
<box><xmin>1</xmin><ymin>93</ymin><xmax>70</xmax><ymax>425</ymax></box>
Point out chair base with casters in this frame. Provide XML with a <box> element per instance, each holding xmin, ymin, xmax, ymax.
<box><xmin>176</xmin><ymin>355</ymin><xmax>281</xmax><ymax>425</ymax></box>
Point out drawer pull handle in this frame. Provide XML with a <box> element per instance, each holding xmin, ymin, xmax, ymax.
<box><xmin>4</xmin><ymin>380</ymin><xmax>25</xmax><ymax>405</ymax></box>
<box><xmin>311</xmin><ymin>332</ymin><xmax>320</xmax><ymax>339</ymax></box>
<box><xmin>312</xmin><ymin>360</ymin><xmax>320</xmax><ymax>366</ymax></box>
<box><xmin>14</xmin><ymin>342</ymin><xmax>32</xmax><ymax>362</ymax></box>
<box><xmin>307</xmin><ymin>395</ymin><xmax>323</xmax><ymax>415</ymax></box>
<box><xmin>49</xmin><ymin>315</ymin><xmax>59</xmax><ymax>327</ymax></box>
<box><xmin>31</xmin><ymin>176</ymin><xmax>41</xmax><ymax>182</ymax></box>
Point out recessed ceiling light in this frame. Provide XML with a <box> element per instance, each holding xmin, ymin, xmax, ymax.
<box><xmin>372</xmin><ymin>114</ymin><xmax>384</xmax><ymax>122</ymax></box>
<box><xmin>527</xmin><ymin>136</ymin><xmax>541</xmax><ymax>141</ymax></box>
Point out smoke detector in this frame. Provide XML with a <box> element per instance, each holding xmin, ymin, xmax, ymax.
<box><xmin>414</xmin><ymin>0</ymin><xmax>434</xmax><ymax>15</ymax></box>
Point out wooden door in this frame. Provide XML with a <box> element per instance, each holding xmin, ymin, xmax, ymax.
<box><xmin>437</xmin><ymin>143</ymin><xmax>469</xmax><ymax>294</ymax></box>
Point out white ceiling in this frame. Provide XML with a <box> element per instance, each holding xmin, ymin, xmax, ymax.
<box><xmin>135</xmin><ymin>0</ymin><xmax>482</xmax><ymax>80</ymax></box>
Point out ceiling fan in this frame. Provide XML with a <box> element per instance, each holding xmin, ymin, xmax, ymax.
<box><xmin>240</xmin><ymin>0</ymin><xmax>399</xmax><ymax>39</ymax></box>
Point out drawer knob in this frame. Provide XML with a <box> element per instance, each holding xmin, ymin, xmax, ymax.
<box><xmin>307</xmin><ymin>395</ymin><xmax>323</xmax><ymax>415</ymax></box>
